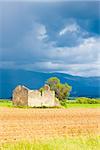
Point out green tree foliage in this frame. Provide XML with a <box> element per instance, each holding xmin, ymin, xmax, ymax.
<box><xmin>76</xmin><ymin>97</ymin><xmax>100</xmax><ymax>104</ymax></box>
<box><xmin>46</xmin><ymin>77</ymin><xmax>72</xmax><ymax>100</ymax></box>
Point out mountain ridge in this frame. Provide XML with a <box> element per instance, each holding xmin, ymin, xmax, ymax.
<box><xmin>0</xmin><ymin>69</ymin><xmax>100</xmax><ymax>98</ymax></box>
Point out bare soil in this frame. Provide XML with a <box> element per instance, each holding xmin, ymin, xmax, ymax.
<box><xmin>0</xmin><ymin>107</ymin><xmax>100</xmax><ymax>143</ymax></box>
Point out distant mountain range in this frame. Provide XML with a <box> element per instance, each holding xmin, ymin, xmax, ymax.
<box><xmin>0</xmin><ymin>69</ymin><xmax>100</xmax><ymax>98</ymax></box>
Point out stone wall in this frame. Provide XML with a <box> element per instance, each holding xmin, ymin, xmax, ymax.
<box><xmin>13</xmin><ymin>85</ymin><xmax>56</xmax><ymax>107</ymax></box>
<box><xmin>28</xmin><ymin>90</ymin><xmax>55</xmax><ymax>107</ymax></box>
<box><xmin>13</xmin><ymin>85</ymin><xmax>28</xmax><ymax>106</ymax></box>
<box><xmin>41</xmin><ymin>90</ymin><xmax>55</xmax><ymax>106</ymax></box>
<box><xmin>28</xmin><ymin>90</ymin><xmax>42</xmax><ymax>107</ymax></box>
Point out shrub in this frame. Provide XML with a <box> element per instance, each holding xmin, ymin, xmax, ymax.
<box><xmin>76</xmin><ymin>97</ymin><xmax>100</xmax><ymax>104</ymax></box>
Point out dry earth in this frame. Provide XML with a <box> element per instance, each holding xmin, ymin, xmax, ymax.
<box><xmin>0</xmin><ymin>107</ymin><xmax>100</xmax><ymax>143</ymax></box>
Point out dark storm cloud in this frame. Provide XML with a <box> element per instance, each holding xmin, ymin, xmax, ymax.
<box><xmin>0</xmin><ymin>1</ymin><xmax>100</xmax><ymax>76</ymax></box>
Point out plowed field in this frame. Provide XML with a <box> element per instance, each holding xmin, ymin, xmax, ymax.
<box><xmin>0</xmin><ymin>107</ymin><xmax>100</xmax><ymax>143</ymax></box>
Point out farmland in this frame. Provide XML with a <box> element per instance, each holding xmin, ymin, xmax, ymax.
<box><xmin>0</xmin><ymin>99</ymin><xmax>100</xmax><ymax>149</ymax></box>
<box><xmin>0</xmin><ymin>107</ymin><xmax>100</xmax><ymax>144</ymax></box>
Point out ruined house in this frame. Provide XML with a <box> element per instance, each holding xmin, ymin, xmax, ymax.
<box><xmin>12</xmin><ymin>84</ymin><xmax>58</xmax><ymax>107</ymax></box>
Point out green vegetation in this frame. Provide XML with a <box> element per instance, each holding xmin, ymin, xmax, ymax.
<box><xmin>76</xmin><ymin>97</ymin><xmax>100</xmax><ymax>104</ymax></box>
<box><xmin>0</xmin><ymin>99</ymin><xmax>100</xmax><ymax>108</ymax></box>
<box><xmin>60</xmin><ymin>97</ymin><xmax>100</xmax><ymax>108</ymax></box>
<box><xmin>1</xmin><ymin>136</ymin><xmax>100</xmax><ymax>150</ymax></box>
<box><xmin>46</xmin><ymin>77</ymin><xmax>72</xmax><ymax>100</ymax></box>
<box><xmin>61</xmin><ymin>103</ymin><xmax>100</xmax><ymax>108</ymax></box>
<box><xmin>0</xmin><ymin>100</ymin><xmax>12</xmax><ymax>107</ymax></box>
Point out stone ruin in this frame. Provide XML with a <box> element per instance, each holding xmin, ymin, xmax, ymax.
<box><xmin>12</xmin><ymin>84</ymin><xmax>59</xmax><ymax>107</ymax></box>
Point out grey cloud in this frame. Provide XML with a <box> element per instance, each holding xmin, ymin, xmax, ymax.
<box><xmin>0</xmin><ymin>1</ymin><xmax>100</xmax><ymax>77</ymax></box>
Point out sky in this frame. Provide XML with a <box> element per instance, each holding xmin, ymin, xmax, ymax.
<box><xmin>0</xmin><ymin>0</ymin><xmax>100</xmax><ymax>77</ymax></box>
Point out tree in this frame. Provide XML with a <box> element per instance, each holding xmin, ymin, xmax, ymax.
<box><xmin>46</xmin><ymin>77</ymin><xmax>72</xmax><ymax>100</ymax></box>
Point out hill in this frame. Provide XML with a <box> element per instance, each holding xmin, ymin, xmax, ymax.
<box><xmin>0</xmin><ymin>69</ymin><xmax>100</xmax><ymax>98</ymax></box>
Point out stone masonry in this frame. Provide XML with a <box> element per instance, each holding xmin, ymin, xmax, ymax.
<box><xmin>12</xmin><ymin>84</ymin><xmax>57</xmax><ymax>107</ymax></box>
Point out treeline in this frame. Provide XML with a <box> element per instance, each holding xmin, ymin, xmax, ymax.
<box><xmin>76</xmin><ymin>97</ymin><xmax>100</xmax><ymax>104</ymax></box>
